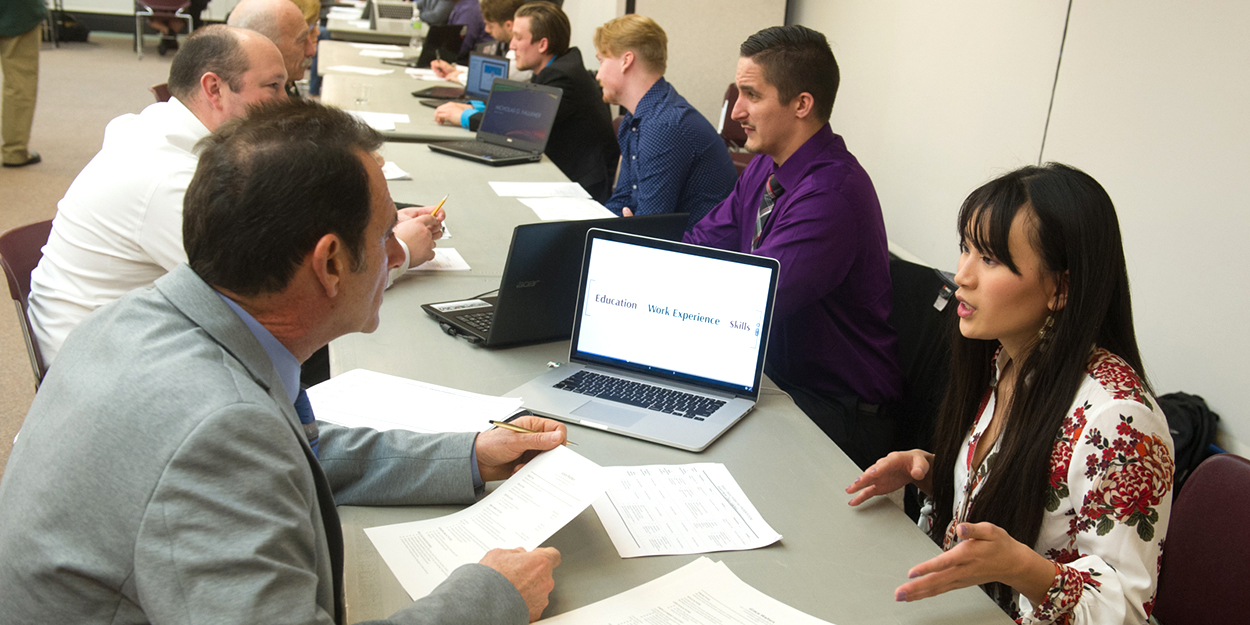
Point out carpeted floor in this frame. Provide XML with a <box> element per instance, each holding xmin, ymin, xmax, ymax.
<box><xmin>0</xmin><ymin>32</ymin><xmax>173</xmax><ymax>479</ymax></box>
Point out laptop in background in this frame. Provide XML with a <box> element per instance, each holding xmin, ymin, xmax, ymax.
<box><xmin>414</xmin><ymin>53</ymin><xmax>509</xmax><ymax>106</ymax></box>
<box><xmin>422</xmin><ymin>214</ymin><xmax>687</xmax><ymax>347</ymax></box>
<box><xmin>380</xmin><ymin>24</ymin><xmax>466</xmax><ymax>68</ymax></box>
<box><xmin>427</xmin><ymin>79</ymin><xmax>561</xmax><ymax>166</ymax></box>
<box><xmin>366</xmin><ymin>0</ymin><xmax>415</xmax><ymax>34</ymax></box>
<box><xmin>505</xmin><ymin>229</ymin><xmax>781</xmax><ymax>452</ymax></box>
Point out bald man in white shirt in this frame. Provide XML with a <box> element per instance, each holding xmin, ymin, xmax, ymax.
<box><xmin>27</xmin><ymin>26</ymin><xmax>443</xmax><ymax>367</ymax></box>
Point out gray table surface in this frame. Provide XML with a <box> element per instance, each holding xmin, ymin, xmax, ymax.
<box><xmin>326</xmin><ymin>17</ymin><xmax>413</xmax><ymax>46</ymax></box>
<box><xmin>329</xmin><ymin>144</ymin><xmax>1011</xmax><ymax>624</ymax></box>
<box><xmin>321</xmin><ymin>73</ymin><xmax>474</xmax><ymax>142</ymax></box>
<box><xmin>318</xmin><ymin>40</ymin><xmax>423</xmax><ymax>79</ymax></box>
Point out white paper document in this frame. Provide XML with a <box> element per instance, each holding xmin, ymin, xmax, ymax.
<box><xmin>331</xmin><ymin>7</ymin><xmax>367</xmax><ymax>19</ymax></box>
<box><xmin>325</xmin><ymin>65</ymin><xmax>396</xmax><ymax>76</ymax></box>
<box><xmin>408</xmin><ymin>247</ymin><xmax>471</xmax><ymax>271</ymax></box>
<box><xmin>365</xmin><ymin>446</ymin><xmax>607</xmax><ymax>600</ymax></box>
<box><xmin>405</xmin><ymin>68</ymin><xmax>442</xmax><ymax>80</ymax></box>
<box><xmin>536</xmin><ymin>557</ymin><xmax>835</xmax><ymax>625</ymax></box>
<box><xmin>348</xmin><ymin>42</ymin><xmax>402</xmax><ymax>51</ymax></box>
<box><xmin>306</xmin><ymin>368</ymin><xmax>520</xmax><ymax>434</ymax></box>
<box><xmin>381</xmin><ymin>161</ymin><xmax>411</xmax><ymax>180</ymax></box>
<box><xmin>347</xmin><ymin>111</ymin><xmax>410</xmax><ymax>131</ymax></box>
<box><xmin>489</xmin><ymin>181</ymin><xmax>592</xmax><ymax>198</ymax></box>
<box><xmin>591</xmin><ymin>463</ymin><xmax>781</xmax><ymax>558</ymax></box>
<box><xmin>360</xmin><ymin>49</ymin><xmax>406</xmax><ymax>59</ymax></box>
<box><xmin>519</xmin><ymin>197</ymin><xmax>616</xmax><ymax>221</ymax></box>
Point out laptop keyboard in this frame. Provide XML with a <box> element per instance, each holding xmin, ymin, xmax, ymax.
<box><xmin>552</xmin><ymin>371</ymin><xmax>725</xmax><ymax>420</ymax></box>
<box><xmin>378</xmin><ymin>4</ymin><xmax>414</xmax><ymax>19</ymax></box>
<box><xmin>458</xmin><ymin>311</ymin><xmax>493</xmax><ymax>334</ymax></box>
<box><xmin>438</xmin><ymin>140</ymin><xmax>531</xmax><ymax>159</ymax></box>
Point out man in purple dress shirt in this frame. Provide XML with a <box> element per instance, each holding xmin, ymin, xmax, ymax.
<box><xmin>684</xmin><ymin>25</ymin><xmax>901</xmax><ymax>469</ymax></box>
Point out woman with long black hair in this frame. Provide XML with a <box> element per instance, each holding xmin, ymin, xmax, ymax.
<box><xmin>847</xmin><ymin>163</ymin><xmax>1174</xmax><ymax>624</ymax></box>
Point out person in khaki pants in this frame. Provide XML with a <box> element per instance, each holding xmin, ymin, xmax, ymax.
<box><xmin>0</xmin><ymin>0</ymin><xmax>46</xmax><ymax>168</ymax></box>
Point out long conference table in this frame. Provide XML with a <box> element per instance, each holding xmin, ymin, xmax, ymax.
<box><xmin>323</xmin><ymin>100</ymin><xmax>1012</xmax><ymax>625</ymax></box>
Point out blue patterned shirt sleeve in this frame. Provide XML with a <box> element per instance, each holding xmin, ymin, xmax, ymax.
<box><xmin>606</xmin><ymin>78</ymin><xmax>737</xmax><ymax>230</ymax></box>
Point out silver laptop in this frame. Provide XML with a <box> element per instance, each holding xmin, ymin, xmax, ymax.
<box><xmin>368</xmin><ymin>0</ymin><xmax>415</xmax><ymax>34</ymax></box>
<box><xmin>428</xmin><ymin>79</ymin><xmax>562</xmax><ymax>166</ymax></box>
<box><xmin>505</xmin><ymin>229</ymin><xmax>780</xmax><ymax>451</ymax></box>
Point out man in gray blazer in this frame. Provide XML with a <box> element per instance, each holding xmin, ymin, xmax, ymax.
<box><xmin>0</xmin><ymin>100</ymin><xmax>564</xmax><ymax>624</ymax></box>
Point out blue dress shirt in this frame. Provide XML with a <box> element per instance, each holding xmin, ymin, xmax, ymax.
<box><xmin>605</xmin><ymin>77</ymin><xmax>738</xmax><ymax>230</ymax></box>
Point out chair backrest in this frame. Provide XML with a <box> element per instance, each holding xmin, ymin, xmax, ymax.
<box><xmin>1153</xmin><ymin>453</ymin><xmax>1250</xmax><ymax>625</ymax></box>
<box><xmin>719</xmin><ymin>83</ymin><xmax>748</xmax><ymax>148</ymax></box>
<box><xmin>883</xmin><ymin>256</ymin><xmax>958</xmax><ymax>451</ymax></box>
<box><xmin>137</xmin><ymin>0</ymin><xmax>192</xmax><ymax>12</ymax></box>
<box><xmin>0</xmin><ymin>219</ymin><xmax>54</xmax><ymax>386</ymax></box>
<box><xmin>150</xmin><ymin>82</ymin><xmax>172</xmax><ymax>103</ymax></box>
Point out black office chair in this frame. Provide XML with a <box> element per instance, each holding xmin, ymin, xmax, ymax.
<box><xmin>879</xmin><ymin>254</ymin><xmax>958</xmax><ymax>519</ymax></box>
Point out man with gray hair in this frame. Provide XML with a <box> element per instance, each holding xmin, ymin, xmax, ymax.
<box><xmin>27</xmin><ymin>25</ymin><xmax>288</xmax><ymax>366</ymax></box>
<box><xmin>229</xmin><ymin>0</ymin><xmax>318</xmax><ymax>97</ymax></box>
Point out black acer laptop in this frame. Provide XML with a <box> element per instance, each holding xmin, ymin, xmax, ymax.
<box><xmin>413</xmin><ymin>53</ymin><xmax>509</xmax><ymax>107</ymax></box>
<box><xmin>379</xmin><ymin>24</ymin><xmax>466</xmax><ymax>69</ymax></box>
<box><xmin>427</xmin><ymin>79</ymin><xmax>562</xmax><ymax>166</ymax></box>
<box><xmin>422</xmin><ymin>214</ymin><xmax>687</xmax><ymax>347</ymax></box>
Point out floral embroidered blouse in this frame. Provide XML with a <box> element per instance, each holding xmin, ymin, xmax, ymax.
<box><xmin>920</xmin><ymin>348</ymin><xmax>1175</xmax><ymax>624</ymax></box>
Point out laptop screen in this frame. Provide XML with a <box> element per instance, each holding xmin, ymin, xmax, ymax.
<box><xmin>466</xmin><ymin>54</ymin><xmax>510</xmax><ymax>100</ymax></box>
<box><xmin>570</xmin><ymin>231</ymin><xmax>778</xmax><ymax>395</ymax></box>
<box><xmin>478</xmin><ymin>81</ymin><xmax>561</xmax><ymax>146</ymax></box>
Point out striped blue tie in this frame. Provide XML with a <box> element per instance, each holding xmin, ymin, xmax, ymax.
<box><xmin>294</xmin><ymin>389</ymin><xmax>320</xmax><ymax>458</ymax></box>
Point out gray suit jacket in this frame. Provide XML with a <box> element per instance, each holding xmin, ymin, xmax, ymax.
<box><xmin>0</xmin><ymin>264</ymin><xmax>528</xmax><ymax>624</ymax></box>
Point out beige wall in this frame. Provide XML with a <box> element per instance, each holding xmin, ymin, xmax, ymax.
<box><xmin>789</xmin><ymin>0</ymin><xmax>1249</xmax><ymax>455</ymax></box>
<box><xmin>633</xmin><ymin>0</ymin><xmax>787</xmax><ymax>124</ymax></box>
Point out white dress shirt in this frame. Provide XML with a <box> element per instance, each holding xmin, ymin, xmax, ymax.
<box><xmin>28</xmin><ymin>98</ymin><xmax>412</xmax><ymax>366</ymax></box>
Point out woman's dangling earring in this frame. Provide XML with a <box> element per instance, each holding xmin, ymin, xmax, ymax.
<box><xmin>1037</xmin><ymin>315</ymin><xmax>1055</xmax><ymax>346</ymax></box>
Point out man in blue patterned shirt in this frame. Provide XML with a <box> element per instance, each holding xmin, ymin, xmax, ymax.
<box><xmin>594</xmin><ymin>15</ymin><xmax>737</xmax><ymax>231</ymax></box>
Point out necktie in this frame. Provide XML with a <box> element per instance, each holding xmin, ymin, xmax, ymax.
<box><xmin>294</xmin><ymin>389</ymin><xmax>320</xmax><ymax>458</ymax></box>
<box><xmin>752</xmin><ymin>174</ymin><xmax>784</xmax><ymax>251</ymax></box>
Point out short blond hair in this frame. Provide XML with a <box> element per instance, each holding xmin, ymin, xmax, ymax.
<box><xmin>288</xmin><ymin>0</ymin><xmax>320</xmax><ymax>26</ymax></box>
<box><xmin>593</xmin><ymin>14</ymin><xmax>667</xmax><ymax>74</ymax></box>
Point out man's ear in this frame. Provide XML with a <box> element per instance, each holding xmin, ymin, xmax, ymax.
<box><xmin>537</xmin><ymin>37</ymin><xmax>549</xmax><ymax>55</ymax></box>
<box><xmin>200</xmin><ymin>71</ymin><xmax>225</xmax><ymax>109</ymax></box>
<box><xmin>792</xmin><ymin>92</ymin><xmax>816</xmax><ymax>120</ymax></box>
<box><xmin>1049</xmin><ymin>270</ymin><xmax>1070</xmax><ymax>311</ymax></box>
<box><xmin>619</xmin><ymin>50</ymin><xmax>634</xmax><ymax>73</ymax></box>
<box><xmin>311</xmin><ymin>234</ymin><xmax>347</xmax><ymax>298</ymax></box>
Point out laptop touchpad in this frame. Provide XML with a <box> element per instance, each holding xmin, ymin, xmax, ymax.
<box><xmin>571</xmin><ymin>401</ymin><xmax>646</xmax><ymax>428</ymax></box>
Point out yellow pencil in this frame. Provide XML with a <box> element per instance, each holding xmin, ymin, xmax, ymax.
<box><xmin>489</xmin><ymin>420</ymin><xmax>577</xmax><ymax>446</ymax></box>
<box><xmin>431</xmin><ymin>194</ymin><xmax>449</xmax><ymax>218</ymax></box>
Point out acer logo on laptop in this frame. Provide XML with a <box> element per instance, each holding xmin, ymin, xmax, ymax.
<box><xmin>515</xmin><ymin>280</ymin><xmax>540</xmax><ymax>288</ymax></box>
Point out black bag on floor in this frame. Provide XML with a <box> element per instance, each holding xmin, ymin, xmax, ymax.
<box><xmin>1157</xmin><ymin>391</ymin><xmax>1219</xmax><ymax>493</ymax></box>
<box><xmin>48</xmin><ymin>12</ymin><xmax>91</xmax><ymax>43</ymax></box>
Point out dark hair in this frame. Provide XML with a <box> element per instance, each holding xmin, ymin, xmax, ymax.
<box><xmin>481</xmin><ymin>0</ymin><xmax>528</xmax><ymax>25</ymax></box>
<box><xmin>739</xmin><ymin>25</ymin><xmax>839</xmax><ymax>122</ymax></box>
<box><xmin>184</xmin><ymin>100</ymin><xmax>385</xmax><ymax>296</ymax></box>
<box><xmin>928</xmin><ymin>162</ymin><xmax>1148</xmax><ymax>609</ymax></box>
<box><xmin>516</xmin><ymin>1</ymin><xmax>570</xmax><ymax>56</ymax></box>
<box><xmin>168</xmin><ymin>25</ymin><xmax>251</xmax><ymax>102</ymax></box>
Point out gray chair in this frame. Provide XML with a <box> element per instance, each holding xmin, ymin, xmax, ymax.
<box><xmin>0</xmin><ymin>219</ymin><xmax>53</xmax><ymax>388</ymax></box>
<box><xmin>135</xmin><ymin>0</ymin><xmax>194</xmax><ymax>60</ymax></box>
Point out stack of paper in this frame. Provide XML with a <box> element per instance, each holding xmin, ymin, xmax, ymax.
<box><xmin>347</xmin><ymin>111</ymin><xmax>409</xmax><ymax>131</ymax></box>
<box><xmin>591</xmin><ymin>463</ymin><xmax>782</xmax><ymax>557</ymax></box>
<box><xmin>365</xmin><ymin>446</ymin><xmax>607</xmax><ymax>599</ymax></box>
<box><xmin>407</xmin><ymin>248</ymin><xmax>471</xmax><ymax>271</ymax></box>
<box><xmin>306</xmin><ymin>368</ymin><xmax>519</xmax><ymax>434</ymax></box>
<box><xmin>488</xmin><ymin>182</ymin><xmax>617</xmax><ymax>221</ymax></box>
<box><xmin>535</xmin><ymin>557</ymin><xmax>836</xmax><ymax>625</ymax></box>
<box><xmin>325</xmin><ymin>65</ymin><xmax>395</xmax><ymax>76</ymax></box>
